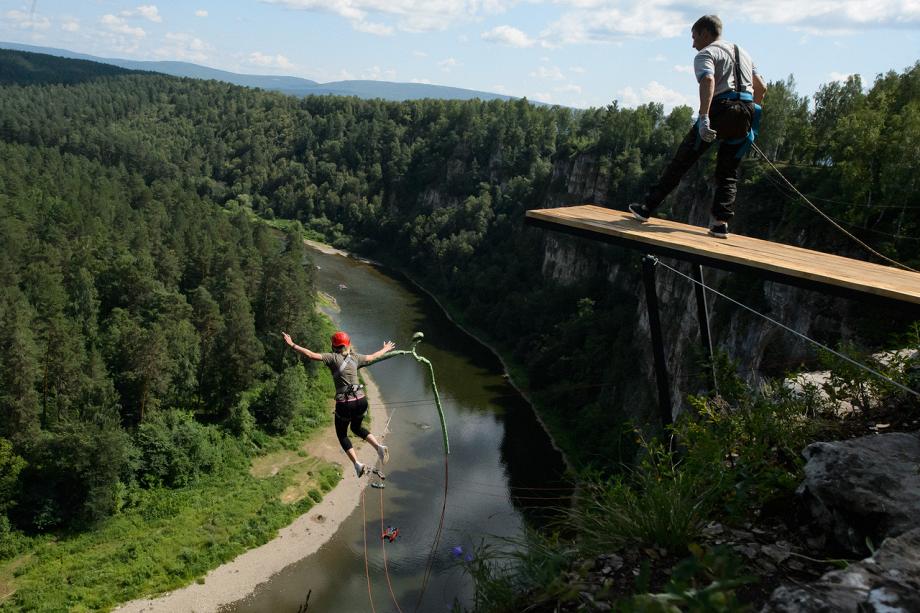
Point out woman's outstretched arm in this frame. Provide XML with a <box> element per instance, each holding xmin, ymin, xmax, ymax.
<box><xmin>282</xmin><ymin>332</ymin><xmax>324</xmax><ymax>361</ymax></box>
<box><xmin>365</xmin><ymin>340</ymin><xmax>396</xmax><ymax>363</ymax></box>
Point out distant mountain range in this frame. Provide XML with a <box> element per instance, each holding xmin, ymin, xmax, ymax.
<box><xmin>0</xmin><ymin>41</ymin><xmax>529</xmax><ymax>104</ymax></box>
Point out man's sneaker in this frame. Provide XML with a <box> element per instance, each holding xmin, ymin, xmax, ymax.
<box><xmin>628</xmin><ymin>203</ymin><xmax>651</xmax><ymax>222</ymax></box>
<box><xmin>708</xmin><ymin>221</ymin><xmax>729</xmax><ymax>239</ymax></box>
<box><xmin>354</xmin><ymin>462</ymin><xmax>368</xmax><ymax>478</ymax></box>
<box><xmin>377</xmin><ymin>445</ymin><xmax>389</xmax><ymax>465</ymax></box>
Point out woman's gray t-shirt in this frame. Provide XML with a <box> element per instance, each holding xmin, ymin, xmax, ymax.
<box><xmin>321</xmin><ymin>352</ymin><xmax>369</xmax><ymax>391</ymax></box>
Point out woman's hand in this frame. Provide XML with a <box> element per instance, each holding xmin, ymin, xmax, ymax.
<box><xmin>382</xmin><ymin>340</ymin><xmax>396</xmax><ymax>353</ymax></box>
<box><xmin>283</xmin><ymin>332</ymin><xmax>323</xmax><ymax>361</ymax></box>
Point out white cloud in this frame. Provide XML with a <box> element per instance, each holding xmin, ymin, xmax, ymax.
<box><xmin>195</xmin><ymin>10</ymin><xmax>209</xmax><ymax>18</ymax></box>
<box><xmin>247</xmin><ymin>51</ymin><xmax>295</xmax><ymax>69</ymax></box>
<box><xmin>531</xmin><ymin>65</ymin><xmax>565</xmax><ymax>80</ymax></box>
<box><xmin>539</xmin><ymin>1</ymin><xmax>920</xmax><ymax>46</ymax></box>
<box><xmin>5</xmin><ymin>9</ymin><xmax>51</xmax><ymax>30</ymax></box>
<box><xmin>362</xmin><ymin>65</ymin><xmax>397</xmax><ymax>80</ymax></box>
<box><xmin>481</xmin><ymin>25</ymin><xmax>535</xmax><ymax>47</ymax></box>
<box><xmin>532</xmin><ymin>91</ymin><xmax>552</xmax><ymax>102</ymax></box>
<box><xmin>259</xmin><ymin>0</ymin><xmax>513</xmax><ymax>33</ymax></box>
<box><xmin>542</xmin><ymin>2</ymin><xmax>688</xmax><ymax>45</ymax></box>
<box><xmin>651</xmin><ymin>53</ymin><xmax>667</xmax><ymax>62</ymax></box>
<box><xmin>438</xmin><ymin>57</ymin><xmax>460</xmax><ymax>71</ymax></box>
<box><xmin>138</xmin><ymin>5</ymin><xmax>162</xmax><ymax>22</ymax></box>
<box><xmin>828</xmin><ymin>71</ymin><xmax>857</xmax><ymax>82</ymax></box>
<box><xmin>354</xmin><ymin>20</ymin><xmax>394</xmax><ymax>35</ymax></box>
<box><xmin>618</xmin><ymin>80</ymin><xmax>694</xmax><ymax>110</ymax></box>
<box><xmin>410</xmin><ymin>77</ymin><xmax>433</xmax><ymax>84</ymax></box>
<box><xmin>101</xmin><ymin>14</ymin><xmax>146</xmax><ymax>38</ymax></box>
<box><xmin>728</xmin><ymin>0</ymin><xmax>920</xmax><ymax>31</ymax></box>
<box><xmin>673</xmin><ymin>64</ymin><xmax>694</xmax><ymax>76</ymax></box>
<box><xmin>413</xmin><ymin>50</ymin><xmax>428</xmax><ymax>57</ymax></box>
<box><xmin>121</xmin><ymin>5</ymin><xmax>162</xmax><ymax>23</ymax></box>
<box><xmin>569</xmin><ymin>66</ymin><xmax>586</xmax><ymax>74</ymax></box>
<box><xmin>556</xmin><ymin>83</ymin><xmax>582</xmax><ymax>94</ymax></box>
<box><xmin>61</xmin><ymin>18</ymin><xmax>80</xmax><ymax>32</ymax></box>
<box><xmin>155</xmin><ymin>32</ymin><xmax>212</xmax><ymax>62</ymax></box>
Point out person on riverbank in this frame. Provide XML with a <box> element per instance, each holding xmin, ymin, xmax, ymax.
<box><xmin>629</xmin><ymin>14</ymin><xmax>766</xmax><ymax>239</ymax></box>
<box><xmin>282</xmin><ymin>330</ymin><xmax>395</xmax><ymax>477</ymax></box>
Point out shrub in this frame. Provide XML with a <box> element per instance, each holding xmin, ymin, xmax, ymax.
<box><xmin>253</xmin><ymin>364</ymin><xmax>312</xmax><ymax>435</ymax></box>
<box><xmin>135</xmin><ymin>410</ymin><xmax>225</xmax><ymax>488</ymax></box>
<box><xmin>15</xmin><ymin>421</ymin><xmax>137</xmax><ymax>530</ymax></box>
<box><xmin>572</xmin><ymin>437</ymin><xmax>716</xmax><ymax>555</ymax></box>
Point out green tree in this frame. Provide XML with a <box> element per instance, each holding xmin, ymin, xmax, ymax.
<box><xmin>214</xmin><ymin>271</ymin><xmax>264</xmax><ymax>405</ymax></box>
<box><xmin>0</xmin><ymin>288</ymin><xmax>41</xmax><ymax>443</ymax></box>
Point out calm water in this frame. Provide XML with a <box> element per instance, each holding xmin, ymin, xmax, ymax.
<box><xmin>226</xmin><ymin>248</ymin><xmax>570</xmax><ymax>612</ymax></box>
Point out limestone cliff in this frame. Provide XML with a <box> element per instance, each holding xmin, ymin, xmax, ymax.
<box><xmin>535</xmin><ymin>152</ymin><xmax>895</xmax><ymax>422</ymax></box>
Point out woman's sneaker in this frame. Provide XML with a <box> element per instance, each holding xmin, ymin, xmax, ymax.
<box><xmin>377</xmin><ymin>445</ymin><xmax>389</xmax><ymax>465</ymax></box>
<box><xmin>354</xmin><ymin>462</ymin><xmax>368</xmax><ymax>478</ymax></box>
<box><xmin>628</xmin><ymin>203</ymin><xmax>651</xmax><ymax>222</ymax></box>
<box><xmin>708</xmin><ymin>221</ymin><xmax>729</xmax><ymax>239</ymax></box>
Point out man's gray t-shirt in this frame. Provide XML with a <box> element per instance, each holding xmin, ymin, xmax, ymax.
<box><xmin>321</xmin><ymin>352</ymin><xmax>369</xmax><ymax>391</ymax></box>
<box><xmin>693</xmin><ymin>40</ymin><xmax>759</xmax><ymax>96</ymax></box>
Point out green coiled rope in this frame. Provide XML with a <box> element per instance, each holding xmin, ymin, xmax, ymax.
<box><xmin>371</xmin><ymin>331</ymin><xmax>450</xmax><ymax>454</ymax></box>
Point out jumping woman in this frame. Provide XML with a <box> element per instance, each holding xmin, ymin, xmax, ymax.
<box><xmin>282</xmin><ymin>330</ymin><xmax>395</xmax><ymax>477</ymax></box>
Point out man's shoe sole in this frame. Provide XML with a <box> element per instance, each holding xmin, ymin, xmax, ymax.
<box><xmin>629</xmin><ymin>206</ymin><xmax>649</xmax><ymax>222</ymax></box>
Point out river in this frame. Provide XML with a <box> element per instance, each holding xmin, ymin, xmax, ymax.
<box><xmin>226</xmin><ymin>246</ymin><xmax>570</xmax><ymax>612</ymax></box>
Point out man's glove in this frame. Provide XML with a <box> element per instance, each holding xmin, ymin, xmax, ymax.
<box><xmin>698</xmin><ymin>114</ymin><xmax>717</xmax><ymax>142</ymax></box>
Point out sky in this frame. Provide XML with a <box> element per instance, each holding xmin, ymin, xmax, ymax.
<box><xmin>1</xmin><ymin>1</ymin><xmax>919</xmax><ymax>110</ymax></box>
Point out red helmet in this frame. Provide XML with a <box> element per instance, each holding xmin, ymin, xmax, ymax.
<box><xmin>331</xmin><ymin>331</ymin><xmax>351</xmax><ymax>348</ymax></box>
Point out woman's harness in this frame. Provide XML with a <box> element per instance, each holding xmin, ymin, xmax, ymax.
<box><xmin>333</xmin><ymin>354</ymin><xmax>365</xmax><ymax>402</ymax></box>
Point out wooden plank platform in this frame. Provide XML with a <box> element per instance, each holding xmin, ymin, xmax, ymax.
<box><xmin>526</xmin><ymin>204</ymin><xmax>920</xmax><ymax>307</ymax></box>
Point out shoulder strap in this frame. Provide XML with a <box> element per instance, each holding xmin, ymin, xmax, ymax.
<box><xmin>333</xmin><ymin>354</ymin><xmax>353</xmax><ymax>378</ymax></box>
<box><xmin>733</xmin><ymin>44</ymin><xmax>743</xmax><ymax>93</ymax></box>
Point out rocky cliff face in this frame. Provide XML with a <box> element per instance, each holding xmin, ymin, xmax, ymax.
<box><xmin>538</xmin><ymin>153</ymin><xmax>878</xmax><ymax>422</ymax></box>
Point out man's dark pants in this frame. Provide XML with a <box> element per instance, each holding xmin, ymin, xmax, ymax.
<box><xmin>644</xmin><ymin>99</ymin><xmax>754</xmax><ymax>222</ymax></box>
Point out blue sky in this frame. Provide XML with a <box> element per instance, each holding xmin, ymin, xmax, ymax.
<box><xmin>2</xmin><ymin>1</ymin><xmax>918</xmax><ymax>109</ymax></box>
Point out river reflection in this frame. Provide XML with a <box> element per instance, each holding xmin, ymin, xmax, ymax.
<box><xmin>226</xmin><ymin>247</ymin><xmax>570</xmax><ymax>613</ymax></box>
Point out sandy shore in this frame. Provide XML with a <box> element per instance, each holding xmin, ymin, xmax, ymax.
<box><xmin>114</xmin><ymin>375</ymin><xmax>389</xmax><ymax>613</ymax></box>
<box><xmin>303</xmin><ymin>238</ymin><xmax>348</xmax><ymax>256</ymax></box>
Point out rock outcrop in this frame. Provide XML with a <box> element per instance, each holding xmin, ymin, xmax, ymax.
<box><xmin>764</xmin><ymin>528</ymin><xmax>920</xmax><ymax>612</ymax></box>
<box><xmin>797</xmin><ymin>431</ymin><xmax>920</xmax><ymax>555</ymax></box>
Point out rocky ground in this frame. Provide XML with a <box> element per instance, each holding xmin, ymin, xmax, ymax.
<box><xmin>524</xmin><ymin>403</ymin><xmax>920</xmax><ymax>612</ymax></box>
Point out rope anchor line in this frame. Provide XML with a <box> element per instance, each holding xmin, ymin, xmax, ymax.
<box><xmin>750</xmin><ymin>142</ymin><xmax>918</xmax><ymax>273</ymax></box>
<box><xmin>646</xmin><ymin>255</ymin><xmax>920</xmax><ymax>399</ymax></box>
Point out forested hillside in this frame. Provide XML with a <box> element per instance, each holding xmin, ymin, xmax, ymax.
<box><xmin>1</xmin><ymin>49</ymin><xmax>918</xmax><ymax>496</ymax></box>
<box><xmin>0</xmin><ymin>51</ymin><xmax>340</xmax><ymax>538</ymax></box>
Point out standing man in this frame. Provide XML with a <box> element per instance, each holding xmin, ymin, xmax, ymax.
<box><xmin>629</xmin><ymin>15</ymin><xmax>766</xmax><ymax>238</ymax></box>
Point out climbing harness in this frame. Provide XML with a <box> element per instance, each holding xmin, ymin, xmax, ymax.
<box><xmin>695</xmin><ymin>43</ymin><xmax>761</xmax><ymax>158</ymax></box>
<box><xmin>332</xmin><ymin>353</ymin><xmax>368</xmax><ymax>401</ymax></box>
<box><xmin>381</xmin><ymin>526</ymin><xmax>400</xmax><ymax>542</ymax></box>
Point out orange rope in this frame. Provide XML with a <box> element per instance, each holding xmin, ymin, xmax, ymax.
<box><xmin>361</xmin><ymin>489</ymin><xmax>377</xmax><ymax>613</ymax></box>
<box><xmin>379</xmin><ymin>485</ymin><xmax>405</xmax><ymax>613</ymax></box>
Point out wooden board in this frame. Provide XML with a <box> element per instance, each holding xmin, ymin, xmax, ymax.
<box><xmin>526</xmin><ymin>205</ymin><xmax>920</xmax><ymax>306</ymax></box>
